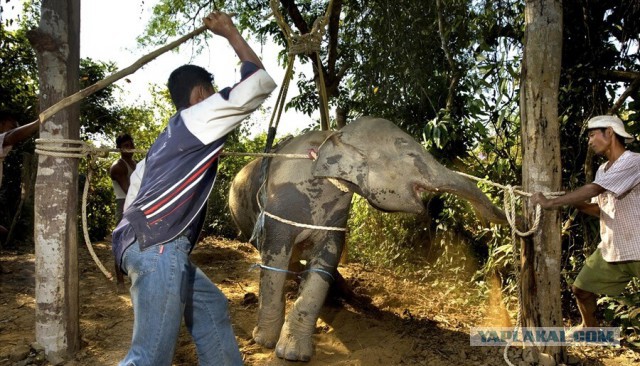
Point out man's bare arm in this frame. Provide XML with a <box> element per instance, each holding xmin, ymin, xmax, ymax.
<box><xmin>110</xmin><ymin>162</ymin><xmax>130</xmax><ymax>193</ymax></box>
<box><xmin>2</xmin><ymin>121</ymin><xmax>39</xmax><ymax>147</ymax></box>
<box><xmin>203</xmin><ymin>11</ymin><xmax>264</xmax><ymax>69</ymax></box>
<box><xmin>530</xmin><ymin>183</ymin><xmax>605</xmax><ymax>214</ymax></box>
<box><xmin>572</xmin><ymin>201</ymin><xmax>600</xmax><ymax>218</ymax></box>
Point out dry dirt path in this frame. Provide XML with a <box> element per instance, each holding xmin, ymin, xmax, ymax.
<box><xmin>1</xmin><ymin>237</ymin><xmax>638</xmax><ymax>365</ymax></box>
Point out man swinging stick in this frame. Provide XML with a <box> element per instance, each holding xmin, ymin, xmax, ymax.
<box><xmin>111</xmin><ymin>11</ymin><xmax>276</xmax><ymax>365</ymax></box>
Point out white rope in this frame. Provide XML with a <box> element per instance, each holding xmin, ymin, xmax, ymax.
<box><xmin>222</xmin><ymin>151</ymin><xmax>309</xmax><ymax>159</ymax></box>
<box><xmin>34</xmin><ymin>138</ymin><xmax>116</xmax><ymax>281</ymax></box>
<box><xmin>503</xmin><ymin>185</ymin><xmax>542</xmax><ymax>237</ymax></box>
<box><xmin>35</xmin><ymin>138</ymin><xmax>147</xmax><ymax>158</ymax></box>
<box><xmin>455</xmin><ymin>171</ymin><xmax>563</xmax><ymax>237</ymax></box>
<box><xmin>263</xmin><ymin>210</ymin><xmax>347</xmax><ymax>231</ymax></box>
<box><xmin>36</xmin><ymin>138</ymin><xmax>310</xmax><ymax>160</ymax></box>
<box><xmin>81</xmin><ymin>165</ymin><xmax>114</xmax><ymax>281</ymax></box>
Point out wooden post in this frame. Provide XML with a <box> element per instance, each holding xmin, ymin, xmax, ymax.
<box><xmin>520</xmin><ymin>0</ymin><xmax>566</xmax><ymax>363</ymax></box>
<box><xmin>28</xmin><ymin>0</ymin><xmax>81</xmax><ymax>363</ymax></box>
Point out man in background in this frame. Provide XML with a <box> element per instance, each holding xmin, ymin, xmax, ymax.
<box><xmin>109</xmin><ymin>133</ymin><xmax>137</xmax><ymax>292</ymax></box>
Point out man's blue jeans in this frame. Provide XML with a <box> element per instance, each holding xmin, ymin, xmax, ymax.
<box><xmin>118</xmin><ymin>236</ymin><xmax>243</xmax><ymax>366</ymax></box>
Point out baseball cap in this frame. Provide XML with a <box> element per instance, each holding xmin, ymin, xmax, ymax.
<box><xmin>587</xmin><ymin>115</ymin><xmax>635</xmax><ymax>143</ymax></box>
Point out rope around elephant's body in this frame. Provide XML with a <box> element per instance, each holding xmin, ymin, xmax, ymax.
<box><xmin>263</xmin><ymin>211</ymin><xmax>348</xmax><ymax>231</ymax></box>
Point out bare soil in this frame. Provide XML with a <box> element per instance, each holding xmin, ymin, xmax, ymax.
<box><xmin>1</xmin><ymin>237</ymin><xmax>638</xmax><ymax>366</ymax></box>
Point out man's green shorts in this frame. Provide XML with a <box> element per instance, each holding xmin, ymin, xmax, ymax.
<box><xmin>574</xmin><ymin>248</ymin><xmax>640</xmax><ymax>295</ymax></box>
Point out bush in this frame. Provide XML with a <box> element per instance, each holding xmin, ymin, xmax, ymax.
<box><xmin>80</xmin><ymin>156</ymin><xmax>117</xmax><ymax>242</ymax></box>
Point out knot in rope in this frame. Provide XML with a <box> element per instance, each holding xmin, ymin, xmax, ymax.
<box><xmin>503</xmin><ymin>184</ymin><xmax>541</xmax><ymax>237</ymax></box>
<box><xmin>35</xmin><ymin>138</ymin><xmax>146</xmax><ymax>160</ymax></box>
<box><xmin>288</xmin><ymin>16</ymin><xmax>329</xmax><ymax>56</ymax></box>
<box><xmin>455</xmin><ymin>171</ymin><xmax>564</xmax><ymax>237</ymax></box>
<box><xmin>35</xmin><ymin>138</ymin><xmax>92</xmax><ymax>159</ymax></box>
<box><xmin>270</xmin><ymin>0</ymin><xmax>331</xmax><ymax>56</ymax></box>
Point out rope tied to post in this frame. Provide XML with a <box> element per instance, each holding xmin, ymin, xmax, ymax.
<box><xmin>455</xmin><ymin>171</ymin><xmax>564</xmax><ymax>236</ymax></box>
<box><xmin>35</xmin><ymin>138</ymin><xmax>147</xmax><ymax>159</ymax></box>
<box><xmin>453</xmin><ymin>172</ymin><xmax>563</xmax><ymax>365</ymax></box>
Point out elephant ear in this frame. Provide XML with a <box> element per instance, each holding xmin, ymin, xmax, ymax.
<box><xmin>311</xmin><ymin>131</ymin><xmax>369</xmax><ymax>193</ymax></box>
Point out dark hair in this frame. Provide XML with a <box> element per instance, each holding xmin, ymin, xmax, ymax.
<box><xmin>168</xmin><ymin>65</ymin><xmax>214</xmax><ymax>110</ymax></box>
<box><xmin>116</xmin><ymin>133</ymin><xmax>133</xmax><ymax>148</ymax></box>
<box><xmin>588</xmin><ymin>127</ymin><xmax>626</xmax><ymax>146</ymax></box>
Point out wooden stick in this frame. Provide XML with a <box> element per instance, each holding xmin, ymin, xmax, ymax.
<box><xmin>36</xmin><ymin>25</ymin><xmax>208</xmax><ymax>124</ymax></box>
<box><xmin>608</xmin><ymin>76</ymin><xmax>640</xmax><ymax>115</ymax></box>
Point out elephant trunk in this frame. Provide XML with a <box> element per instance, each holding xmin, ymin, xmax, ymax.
<box><xmin>430</xmin><ymin>170</ymin><xmax>507</xmax><ymax>225</ymax></box>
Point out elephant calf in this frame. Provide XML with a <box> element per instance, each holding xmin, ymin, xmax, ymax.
<box><xmin>229</xmin><ymin>116</ymin><xmax>506</xmax><ymax>361</ymax></box>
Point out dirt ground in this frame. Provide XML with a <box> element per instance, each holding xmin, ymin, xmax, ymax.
<box><xmin>1</xmin><ymin>237</ymin><xmax>639</xmax><ymax>366</ymax></box>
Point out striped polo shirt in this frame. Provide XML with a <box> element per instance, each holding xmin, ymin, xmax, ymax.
<box><xmin>593</xmin><ymin>150</ymin><xmax>640</xmax><ymax>262</ymax></box>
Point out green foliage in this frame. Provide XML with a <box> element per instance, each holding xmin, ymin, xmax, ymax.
<box><xmin>600</xmin><ymin>283</ymin><xmax>640</xmax><ymax>348</ymax></box>
<box><xmin>346</xmin><ymin>195</ymin><xmax>430</xmax><ymax>274</ymax></box>
<box><xmin>0</xmin><ymin>19</ymin><xmax>39</xmax><ymax>247</ymax></box>
<box><xmin>0</xmin><ymin>26</ymin><xmax>38</xmax><ymax>115</ymax></box>
<box><xmin>80</xmin><ymin>156</ymin><xmax>117</xmax><ymax>241</ymax></box>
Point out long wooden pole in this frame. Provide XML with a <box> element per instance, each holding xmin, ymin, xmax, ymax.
<box><xmin>36</xmin><ymin>25</ymin><xmax>208</xmax><ymax>124</ymax></box>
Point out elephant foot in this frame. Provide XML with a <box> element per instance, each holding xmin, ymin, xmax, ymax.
<box><xmin>275</xmin><ymin>327</ymin><xmax>314</xmax><ymax>361</ymax></box>
<box><xmin>252</xmin><ymin>325</ymin><xmax>280</xmax><ymax>349</ymax></box>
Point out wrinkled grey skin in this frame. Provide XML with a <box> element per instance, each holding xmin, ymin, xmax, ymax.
<box><xmin>229</xmin><ymin>117</ymin><xmax>506</xmax><ymax>361</ymax></box>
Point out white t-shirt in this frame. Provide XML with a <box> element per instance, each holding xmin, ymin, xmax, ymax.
<box><xmin>111</xmin><ymin>158</ymin><xmax>135</xmax><ymax>200</ymax></box>
<box><xmin>123</xmin><ymin>159</ymin><xmax>145</xmax><ymax>212</ymax></box>
<box><xmin>593</xmin><ymin>151</ymin><xmax>640</xmax><ymax>262</ymax></box>
<box><xmin>0</xmin><ymin>132</ymin><xmax>14</xmax><ymax>184</ymax></box>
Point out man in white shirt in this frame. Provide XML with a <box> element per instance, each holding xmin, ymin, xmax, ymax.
<box><xmin>531</xmin><ymin>115</ymin><xmax>639</xmax><ymax>327</ymax></box>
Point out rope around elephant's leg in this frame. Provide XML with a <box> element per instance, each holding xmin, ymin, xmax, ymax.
<box><xmin>249</xmin><ymin>263</ymin><xmax>335</xmax><ymax>281</ymax></box>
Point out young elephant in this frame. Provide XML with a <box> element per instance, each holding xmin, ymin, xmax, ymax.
<box><xmin>228</xmin><ymin>116</ymin><xmax>506</xmax><ymax>361</ymax></box>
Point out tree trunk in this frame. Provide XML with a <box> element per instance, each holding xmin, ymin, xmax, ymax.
<box><xmin>520</xmin><ymin>0</ymin><xmax>566</xmax><ymax>363</ymax></box>
<box><xmin>336</xmin><ymin>106</ymin><xmax>347</xmax><ymax>130</ymax></box>
<box><xmin>28</xmin><ymin>0</ymin><xmax>81</xmax><ymax>363</ymax></box>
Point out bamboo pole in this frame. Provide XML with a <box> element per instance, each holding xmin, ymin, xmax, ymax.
<box><xmin>36</xmin><ymin>25</ymin><xmax>208</xmax><ymax>124</ymax></box>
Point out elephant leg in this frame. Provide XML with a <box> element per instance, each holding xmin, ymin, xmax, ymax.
<box><xmin>253</xmin><ymin>222</ymin><xmax>295</xmax><ymax>349</ymax></box>
<box><xmin>275</xmin><ymin>236</ymin><xmax>342</xmax><ymax>361</ymax></box>
<box><xmin>253</xmin><ymin>257</ymin><xmax>288</xmax><ymax>348</ymax></box>
<box><xmin>275</xmin><ymin>271</ymin><xmax>332</xmax><ymax>361</ymax></box>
